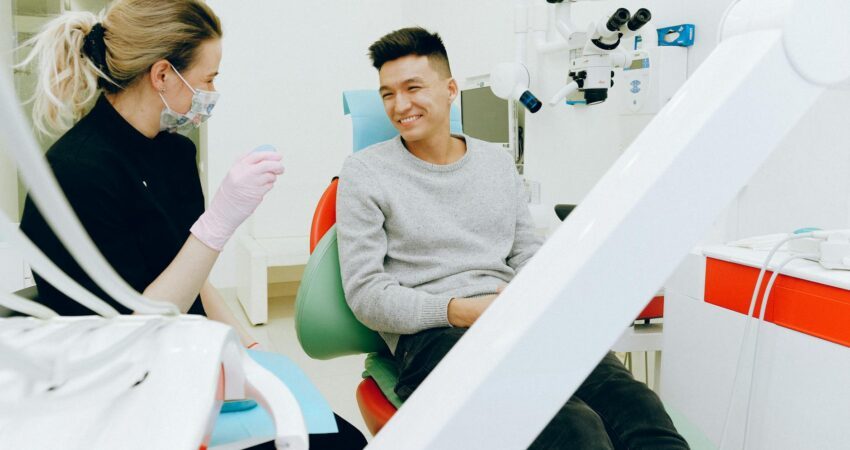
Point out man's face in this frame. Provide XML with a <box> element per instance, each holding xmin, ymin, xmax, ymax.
<box><xmin>378</xmin><ymin>55</ymin><xmax>457</xmax><ymax>143</ymax></box>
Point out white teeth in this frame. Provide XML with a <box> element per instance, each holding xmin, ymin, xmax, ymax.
<box><xmin>400</xmin><ymin>115</ymin><xmax>421</xmax><ymax>124</ymax></box>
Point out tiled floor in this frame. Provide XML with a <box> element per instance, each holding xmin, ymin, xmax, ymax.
<box><xmin>220</xmin><ymin>288</ymin><xmax>371</xmax><ymax>440</ymax></box>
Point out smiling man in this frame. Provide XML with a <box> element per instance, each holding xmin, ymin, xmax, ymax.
<box><xmin>335</xmin><ymin>27</ymin><xmax>688</xmax><ymax>449</ymax></box>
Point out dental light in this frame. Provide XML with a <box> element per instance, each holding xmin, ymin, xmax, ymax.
<box><xmin>488</xmin><ymin>0</ymin><xmax>544</xmax><ymax>113</ymax></box>
<box><xmin>490</xmin><ymin>62</ymin><xmax>542</xmax><ymax>113</ymax></box>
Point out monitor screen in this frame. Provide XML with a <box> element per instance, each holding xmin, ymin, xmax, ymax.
<box><xmin>460</xmin><ymin>86</ymin><xmax>509</xmax><ymax>143</ymax></box>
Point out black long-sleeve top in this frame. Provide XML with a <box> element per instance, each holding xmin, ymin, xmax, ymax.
<box><xmin>20</xmin><ymin>95</ymin><xmax>207</xmax><ymax>315</ymax></box>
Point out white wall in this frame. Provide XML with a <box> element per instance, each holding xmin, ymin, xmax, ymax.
<box><xmin>205</xmin><ymin>0</ymin><xmax>849</xmax><ymax>287</ymax></box>
<box><xmin>672</xmin><ymin>1</ymin><xmax>850</xmax><ymax>241</ymax></box>
<box><xmin>206</xmin><ymin>0</ymin><xmax>405</xmax><ymax>285</ymax></box>
<box><xmin>400</xmin><ymin>0</ymin><xmax>514</xmax><ymax>79</ymax></box>
<box><xmin>205</xmin><ymin>0</ymin><xmax>516</xmax><ymax>287</ymax></box>
<box><xmin>728</xmin><ymin>90</ymin><xmax>850</xmax><ymax>237</ymax></box>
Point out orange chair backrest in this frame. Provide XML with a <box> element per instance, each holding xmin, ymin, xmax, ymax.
<box><xmin>310</xmin><ymin>178</ymin><xmax>339</xmax><ymax>253</ymax></box>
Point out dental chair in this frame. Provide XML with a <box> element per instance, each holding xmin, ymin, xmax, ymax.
<box><xmin>293</xmin><ymin>91</ymin><xmax>681</xmax><ymax>435</ymax></box>
<box><xmin>293</xmin><ymin>91</ymin><xmax>462</xmax><ymax>434</ymax></box>
<box><xmin>297</xmin><ymin>193</ymin><xmax>713</xmax><ymax>446</ymax></box>
<box><xmin>294</xmin><ymin>91</ymin><xmax>713</xmax><ymax>445</ymax></box>
<box><xmin>295</xmin><ymin>184</ymin><xmax>401</xmax><ymax>435</ymax></box>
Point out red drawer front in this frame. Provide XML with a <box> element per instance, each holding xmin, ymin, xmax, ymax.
<box><xmin>637</xmin><ymin>296</ymin><xmax>664</xmax><ymax>320</ymax></box>
<box><xmin>705</xmin><ymin>258</ymin><xmax>850</xmax><ymax>348</ymax></box>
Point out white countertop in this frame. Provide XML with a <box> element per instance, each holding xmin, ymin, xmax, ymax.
<box><xmin>701</xmin><ymin>244</ymin><xmax>850</xmax><ymax>290</ymax></box>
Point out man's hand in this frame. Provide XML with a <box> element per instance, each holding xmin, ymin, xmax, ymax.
<box><xmin>447</xmin><ymin>294</ymin><xmax>498</xmax><ymax>328</ymax></box>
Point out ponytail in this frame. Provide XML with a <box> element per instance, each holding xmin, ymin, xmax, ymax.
<box><xmin>18</xmin><ymin>11</ymin><xmax>112</xmax><ymax>137</ymax></box>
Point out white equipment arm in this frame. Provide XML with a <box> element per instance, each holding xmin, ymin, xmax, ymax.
<box><xmin>242</xmin><ymin>355</ymin><xmax>309</xmax><ymax>450</ymax></box>
<box><xmin>0</xmin><ymin>69</ymin><xmax>178</xmax><ymax>315</ymax></box>
<box><xmin>0</xmin><ymin>221</ymin><xmax>120</xmax><ymax>317</ymax></box>
<box><xmin>219</xmin><ymin>341</ymin><xmax>309</xmax><ymax>450</ymax></box>
<box><xmin>369</xmin><ymin>1</ymin><xmax>847</xmax><ymax>448</ymax></box>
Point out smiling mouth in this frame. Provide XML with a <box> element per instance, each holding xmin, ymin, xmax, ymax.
<box><xmin>398</xmin><ymin>115</ymin><xmax>422</xmax><ymax>125</ymax></box>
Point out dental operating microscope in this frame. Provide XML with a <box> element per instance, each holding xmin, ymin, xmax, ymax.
<box><xmin>490</xmin><ymin>1</ymin><xmax>653</xmax><ymax>111</ymax></box>
<box><xmin>547</xmin><ymin>3</ymin><xmax>653</xmax><ymax>106</ymax></box>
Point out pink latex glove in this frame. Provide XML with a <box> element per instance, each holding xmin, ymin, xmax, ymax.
<box><xmin>190</xmin><ymin>150</ymin><xmax>284</xmax><ymax>251</ymax></box>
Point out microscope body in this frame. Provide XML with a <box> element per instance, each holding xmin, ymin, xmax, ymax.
<box><xmin>550</xmin><ymin>6</ymin><xmax>653</xmax><ymax>106</ymax></box>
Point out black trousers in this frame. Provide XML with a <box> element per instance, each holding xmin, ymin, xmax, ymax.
<box><xmin>395</xmin><ymin>327</ymin><xmax>689</xmax><ymax>450</ymax></box>
<box><xmin>248</xmin><ymin>413</ymin><xmax>367</xmax><ymax>449</ymax></box>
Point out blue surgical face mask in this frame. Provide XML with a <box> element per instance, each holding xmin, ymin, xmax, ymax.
<box><xmin>159</xmin><ymin>63</ymin><xmax>220</xmax><ymax>133</ymax></box>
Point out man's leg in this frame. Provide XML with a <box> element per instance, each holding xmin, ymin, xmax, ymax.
<box><xmin>394</xmin><ymin>328</ymin><xmax>615</xmax><ymax>449</ymax></box>
<box><xmin>529</xmin><ymin>396</ymin><xmax>615</xmax><ymax>450</ymax></box>
<box><xmin>575</xmin><ymin>352</ymin><xmax>689</xmax><ymax>450</ymax></box>
<box><xmin>394</xmin><ymin>327</ymin><xmax>468</xmax><ymax>400</ymax></box>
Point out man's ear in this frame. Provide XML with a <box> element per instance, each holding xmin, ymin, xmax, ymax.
<box><xmin>149</xmin><ymin>60</ymin><xmax>171</xmax><ymax>93</ymax></box>
<box><xmin>447</xmin><ymin>77</ymin><xmax>459</xmax><ymax>104</ymax></box>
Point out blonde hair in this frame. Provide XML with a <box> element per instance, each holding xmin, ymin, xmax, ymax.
<box><xmin>18</xmin><ymin>0</ymin><xmax>222</xmax><ymax>136</ymax></box>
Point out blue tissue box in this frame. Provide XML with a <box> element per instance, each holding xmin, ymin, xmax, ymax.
<box><xmin>657</xmin><ymin>24</ymin><xmax>695</xmax><ymax>47</ymax></box>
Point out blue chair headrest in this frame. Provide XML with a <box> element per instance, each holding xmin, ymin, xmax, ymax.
<box><xmin>343</xmin><ymin>90</ymin><xmax>463</xmax><ymax>152</ymax></box>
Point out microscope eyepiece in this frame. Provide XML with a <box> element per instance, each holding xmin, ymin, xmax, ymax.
<box><xmin>606</xmin><ymin>8</ymin><xmax>631</xmax><ymax>32</ymax></box>
<box><xmin>627</xmin><ymin>8</ymin><xmax>652</xmax><ymax>31</ymax></box>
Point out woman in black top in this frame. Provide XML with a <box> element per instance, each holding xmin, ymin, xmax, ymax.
<box><xmin>21</xmin><ymin>93</ymin><xmax>215</xmax><ymax>316</ymax></box>
<box><xmin>18</xmin><ymin>0</ymin><xmax>366</xmax><ymax>448</ymax></box>
<box><xmin>20</xmin><ymin>0</ymin><xmax>269</xmax><ymax>341</ymax></box>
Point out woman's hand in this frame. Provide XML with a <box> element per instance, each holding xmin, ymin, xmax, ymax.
<box><xmin>190</xmin><ymin>149</ymin><xmax>284</xmax><ymax>251</ymax></box>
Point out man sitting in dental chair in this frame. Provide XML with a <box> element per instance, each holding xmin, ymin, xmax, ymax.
<box><xmin>337</xmin><ymin>26</ymin><xmax>689</xmax><ymax>449</ymax></box>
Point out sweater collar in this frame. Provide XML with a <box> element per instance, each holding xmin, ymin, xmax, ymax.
<box><xmin>396</xmin><ymin>134</ymin><xmax>474</xmax><ymax>172</ymax></box>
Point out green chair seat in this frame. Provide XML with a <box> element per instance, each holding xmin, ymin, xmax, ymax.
<box><xmin>294</xmin><ymin>226</ymin><xmax>389</xmax><ymax>359</ymax></box>
<box><xmin>363</xmin><ymin>352</ymin><xmax>403</xmax><ymax>408</ymax></box>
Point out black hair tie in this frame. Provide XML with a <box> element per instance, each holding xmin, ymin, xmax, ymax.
<box><xmin>82</xmin><ymin>23</ymin><xmax>109</xmax><ymax>75</ymax></box>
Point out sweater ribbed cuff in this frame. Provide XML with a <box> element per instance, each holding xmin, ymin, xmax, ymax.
<box><xmin>418</xmin><ymin>296</ymin><xmax>452</xmax><ymax>329</ymax></box>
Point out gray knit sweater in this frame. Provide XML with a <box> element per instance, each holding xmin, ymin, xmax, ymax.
<box><xmin>336</xmin><ymin>135</ymin><xmax>543</xmax><ymax>352</ymax></box>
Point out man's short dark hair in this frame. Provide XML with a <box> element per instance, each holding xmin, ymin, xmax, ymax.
<box><xmin>368</xmin><ymin>27</ymin><xmax>452</xmax><ymax>77</ymax></box>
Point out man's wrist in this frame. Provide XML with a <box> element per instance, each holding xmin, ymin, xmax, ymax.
<box><xmin>447</xmin><ymin>297</ymin><xmax>467</xmax><ymax>328</ymax></box>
